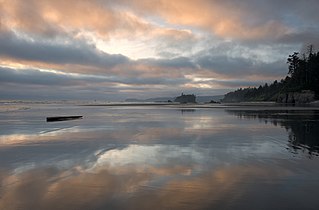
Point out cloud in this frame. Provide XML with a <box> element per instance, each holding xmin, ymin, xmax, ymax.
<box><xmin>0</xmin><ymin>66</ymin><xmax>120</xmax><ymax>100</ymax></box>
<box><xmin>4</xmin><ymin>0</ymin><xmax>317</xmax><ymax>44</ymax></box>
<box><xmin>277</xmin><ymin>30</ymin><xmax>319</xmax><ymax>47</ymax></box>
<box><xmin>119</xmin><ymin>0</ymin><xmax>289</xmax><ymax>41</ymax></box>
<box><xmin>118</xmin><ymin>0</ymin><xmax>319</xmax><ymax>44</ymax></box>
<box><xmin>196</xmin><ymin>55</ymin><xmax>287</xmax><ymax>78</ymax></box>
<box><xmin>0</xmin><ymin>36</ymin><xmax>289</xmax><ymax>100</ymax></box>
<box><xmin>0</xmin><ymin>29</ymin><xmax>288</xmax><ymax>82</ymax></box>
<box><xmin>0</xmin><ymin>0</ymin><xmax>152</xmax><ymax>39</ymax></box>
<box><xmin>0</xmin><ymin>65</ymin><xmax>192</xmax><ymax>100</ymax></box>
<box><xmin>140</xmin><ymin>57</ymin><xmax>196</xmax><ymax>69</ymax></box>
<box><xmin>2</xmin><ymin>0</ymin><xmax>319</xmax><ymax>44</ymax></box>
<box><xmin>0</xmin><ymin>67</ymin><xmax>81</xmax><ymax>86</ymax></box>
<box><xmin>0</xmin><ymin>30</ymin><xmax>129</xmax><ymax>68</ymax></box>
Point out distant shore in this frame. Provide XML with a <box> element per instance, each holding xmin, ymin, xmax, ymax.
<box><xmin>81</xmin><ymin>101</ymin><xmax>319</xmax><ymax>110</ymax></box>
<box><xmin>82</xmin><ymin>102</ymin><xmax>176</xmax><ymax>106</ymax></box>
<box><xmin>2</xmin><ymin>100</ymin><xmax>319</xmax><ymax>112</ymax></box>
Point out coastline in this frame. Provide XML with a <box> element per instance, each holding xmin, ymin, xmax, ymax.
<box><xmin>2</xmin><ymin>100</ymin><xmax>319</xmax><ymax>112</ymax></box>
<box><xmin>80</xmin><ymin>102</ymin><xmax>319</xmax><ymax>110</ymax></box>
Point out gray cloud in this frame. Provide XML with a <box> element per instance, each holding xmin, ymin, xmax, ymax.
<box><xmin>140</xmin><ymin>57</ymin><xmax>197</xmax><ymax>69</ymax></box>
<box><xmin>0</xmin><ymin>66</ymin><xmax>193</xmax><ymax>100</ymax></box>
<box><xmin>232</xmin><ymin>0</ymin><xmax>319</xmax><ymax>45</ymax></box>
<box><xmin>120</xmin><ymin>77</ymin><xmax>190</xmax><ymax>86</ymax></box>
<box><xmin>0</xmin><ymin>66</ymin><xmax>190</xmax><ymax>87</ymax></box>
<box><xmin>0</xmin><ymin>30</ymin><xmax>129</xmax><ymax>68</ymax></box>
<box><xmin>0</xmin><ymin>67</ymin><xmax>84</xmax><ymax>86</ymax></box>
<box><xmin>195</xmin><ymin>54</ymin><xmax>287</xmax><ymax>78</ymax></box>
<box><xmin>277</xmin><ymin>30</ymin><xmax>319</xmax><ymax>48</ymax></box>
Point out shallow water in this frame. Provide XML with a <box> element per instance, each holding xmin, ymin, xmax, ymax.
<box><xmin>1</xmin><ymin>104</ymin><xmax>319</xmax><ymax>210</ymax></box>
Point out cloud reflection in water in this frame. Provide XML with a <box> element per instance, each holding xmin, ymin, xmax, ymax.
<box><xmin>1</xmin><ymin>107</ymin><xmax>319</xmax><ymax>209</ymax></box>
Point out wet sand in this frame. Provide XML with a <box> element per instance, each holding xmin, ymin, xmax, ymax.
<box><xmin>1</xmin><ymin>102</ymin><xmax>319</xmax><ymax>209</ymax></box>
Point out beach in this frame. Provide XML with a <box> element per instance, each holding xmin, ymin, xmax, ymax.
<box><xmin>1</xmin><ymin>101</ymin><xmax>319</xmax><ymax>209</ymax></box>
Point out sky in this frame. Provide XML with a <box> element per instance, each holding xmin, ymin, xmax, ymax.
<box><xmin>0</xmin><ymin>0</ymin><xmax>319</xmax><ymax>101</ymax></box>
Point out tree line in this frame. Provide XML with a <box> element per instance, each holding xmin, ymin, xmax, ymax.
<box><xmin>222</xmin><ymin>45</ymin><xmax>319</xmax><ymax>103</ymax></box>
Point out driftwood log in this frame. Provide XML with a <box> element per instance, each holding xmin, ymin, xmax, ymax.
<box><xmin>46</xmin><ymin>116</ymin><xmax>83</xmax><ymax>122</ymax></box>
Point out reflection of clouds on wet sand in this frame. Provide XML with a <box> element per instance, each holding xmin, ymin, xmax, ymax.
<box><xmin>2</xmin><ymin>141</ymin><xmax>318</xmax><ymax>210</ymax></box>
<box><xmin>1</xmin><ymin>107</ymin><xmax>319</xmax><ymax>209</ymax></box>
<box><xmin>0</xmin><ymin>161</ymin><xmax>309</xmax><ymax>210</ymax></box>
<box><xmin>0</xmin><ymin>124</ymin><xmax>291</xmax><ymax>177</ymax></box>
<box><xmin>0</xmin><ymin>166</ymin><xmax>151</xmax><ymax>210</ymax></box>
<box><xmin>0</xmin><ymin>126</ymin><xmax>90</xmax><ymax>145</ymax></box>
<box><xmin>90</xmin><ymin>142</ymin><xmax>288</xmax><ymax>175</ymax></box>
<box><xmin>91</xmin><ymin>145</ymin><xmax>202</xmax><ymax>174</ymax></box>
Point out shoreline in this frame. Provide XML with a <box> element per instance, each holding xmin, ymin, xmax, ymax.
<box><xmin>80</xmin><ymin>102</ymin><xmax>319</xmax><ymax>110</ymax></box>
<box><xmin>2</xmin><ymin>100</ymin><xmax>319</xmax><ymax>111</ymax></box>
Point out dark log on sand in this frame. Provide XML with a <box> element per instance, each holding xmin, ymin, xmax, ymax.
<box><xmin>46</xmin><ymin>116</ymin><xmax>83</xmax><ymax>122</ymax></box>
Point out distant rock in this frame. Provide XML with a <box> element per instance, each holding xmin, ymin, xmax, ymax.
<box><xmin>209</xmin><ymin>100</ymin><xmax>220</xmax><ymax>104</ymax></box>
<box><xmin>197</xmin><ymin>95</ymin><xmax>224</xmax><ymax>103</ymax></box>
<box><xmin>174</xmin><ymin>93</ymin><xmax>196</xmax><ymax>103</ymax></box>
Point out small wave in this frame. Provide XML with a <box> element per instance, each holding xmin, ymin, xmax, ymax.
<box><xmin>0</xmin><ymin>105</ymin><xmax>30</xmax><ymax>113</ymax></box>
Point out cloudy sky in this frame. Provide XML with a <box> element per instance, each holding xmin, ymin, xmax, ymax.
<box><xmin>0</xmin><ymin>0</ymin><xmax>318</xmax><ymax>100</ymax></box>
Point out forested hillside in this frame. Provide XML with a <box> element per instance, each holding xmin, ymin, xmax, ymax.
<box><xmin>223</xmin><ymin>45</ymin><xmax>319</xmax><ymax>103</ymax></box>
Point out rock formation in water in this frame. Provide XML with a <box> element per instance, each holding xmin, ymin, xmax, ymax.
<box><xmin>174</xmin><ymin>93</ymin><xmax>196</xmax><ymax>103</ymax></box>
